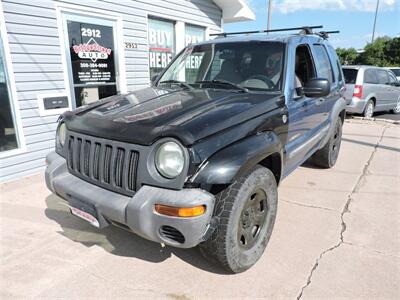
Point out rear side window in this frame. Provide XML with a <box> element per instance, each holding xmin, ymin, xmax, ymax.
<box><xmin>391</xmin><ymin>69</ymin><xmax>400</xmax><ymax>76</ymax></box>
<box><xmin>376</xmin><ymin>69</ymin><xmax>389</xmax><ymax>84</ymax></box>
<box><xmin>364</xmin><ymin>69</ymin><xmax>378</xmax><ymax>84</ymax></box>
<box><xmin>389</xmin><ymin>72</ymin><xmax>398</xmax><ymax>84</ymax></box>
<box><xmin>343</xmin><ymin>69</ymin><xmax>358</xmax><ymax>84</ymax></box>
<box><xmin>326</xmin><ymin>45</ymin><xmax>343</xmax><ymax>83</ymax></box>
<box><xmin>313</xmin><ymin>44</ymin><xmax>333</xmax><ymax>83</ymax></box>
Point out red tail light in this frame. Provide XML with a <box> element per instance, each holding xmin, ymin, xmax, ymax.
<box><xmin>353</xmin><ymin>85</ymin><xmax>363</xmax><ymax>98</ymax></box>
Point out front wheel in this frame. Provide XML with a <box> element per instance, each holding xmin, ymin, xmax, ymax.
<box><xmin>199</xmin><ymin>166</ymin><xmax>278</xmax><ymax>273</ymax></box>
<box><xmin>311</xmin><ymin>117</ymin><xmax>343</xmax><ymax>168</ymax></box>
<box><xmin>391</xmin><ymin>97</ymin><xmax>400</xmax><ymax>114</ymax></box>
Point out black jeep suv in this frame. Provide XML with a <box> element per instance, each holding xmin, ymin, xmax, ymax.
<box><xmin>46</xmin><ymin>27</ymin><xmax>346</xmax><ymax>273</ymax></box>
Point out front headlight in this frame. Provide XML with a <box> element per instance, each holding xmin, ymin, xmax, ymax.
<box><xmin>57</xmin><ymin>122</ymin><xmax>66</xmax><ymax>147</ymax></box>
<box><xmin>155</xmin><ymin>141</ymin><xmax>185</xmax><ymax>179</ymax></box>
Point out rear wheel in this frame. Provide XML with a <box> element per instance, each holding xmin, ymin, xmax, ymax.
<box><xmin>311</xmin><ymin>118</ymin><xmax>343</xmax><ymax>168</ymax></box>
<box><xmin>363</xmin><ymin>100</ymin><xmax>374</xmax><ymax>118</ymax></box>
<box><xmin>199</xmin><ymin>166</ymin><xmax>278</xmax><ymax>273</ymax></box>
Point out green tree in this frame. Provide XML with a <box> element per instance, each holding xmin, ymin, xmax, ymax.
<box><xmin>336</xmin><ymin>47</ymin><xmax>359</xmax><ymax>65</ymax></box>
<box><xmin>358</xmin><ymin>36</ymin><xmax>391</xmax><ymax>66</ymax></box>
<box><xmin>384</xmin><ymin>37</ymin><xmax>400</xmax><ymax>66</ymax></box>
<box><xmin>336</xmin><ymin>36</ymin><xmax>400</xmax><ymax>67</ymax></box>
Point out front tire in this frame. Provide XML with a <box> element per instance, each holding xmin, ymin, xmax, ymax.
<box><xmin>199</xmin><ymin>166</ymin><xmax>278</xmax><ymax>273</ymax></box>
<box><xmin>391</xmin><ymin>97</ymin><xmax>400</xmax><ymax>114</ymax></box>
<box><xmin>311</xmin><ymin>117</ymin><xmax>343</xmax><ymax>168</ymax></box>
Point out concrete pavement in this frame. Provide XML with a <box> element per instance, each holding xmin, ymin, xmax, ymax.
<box><xmin>1</xmin><ymin>120</ymin><xmax>399</xmax><ymax>299</ymax></box>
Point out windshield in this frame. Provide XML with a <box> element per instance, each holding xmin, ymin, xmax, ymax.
<box><xmin>158</xmin><ymin>42</ymin><xmax>285</xmax><ymax>92</ymax></box>
<box><xmin>343</xmin><ymin>68</ymin><xmax>358</xmax><ymax>84</ymax></box>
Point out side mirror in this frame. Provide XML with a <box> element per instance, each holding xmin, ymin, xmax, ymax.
<box><xmin>303</xmin><ymin>78</ymin><xmax>330</xmax><ymax>98</ymax></box>
<box><xmin>151</xmin><ymin>74</ymin><xmax>160</xmax><ymax>85</ymax></box>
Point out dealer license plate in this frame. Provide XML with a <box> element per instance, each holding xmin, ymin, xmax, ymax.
<box><xmin>69</xmin><ymin>198</ymin><xmax>100</xmax><ymax>228</ymax></box>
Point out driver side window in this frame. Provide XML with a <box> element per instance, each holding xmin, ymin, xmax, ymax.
<box><xmin>294</xmin><ymin>45</ymin><xmax>316</xmax><ymax>93</ymax></box>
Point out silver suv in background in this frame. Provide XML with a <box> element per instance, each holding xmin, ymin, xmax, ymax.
<box><xmin>343</xmin><ymin>66</ymin><xmax>400</xmax><ymax>117</ymax></box>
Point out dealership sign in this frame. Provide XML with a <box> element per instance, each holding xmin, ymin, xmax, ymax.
<box><xmin>148</xmin><ymin>18</ymin><xmax>175</xmax><ymax>77</ymax></box>
<box><xmin>72</xmin><ymin>38</ymin><xmax>112</xmax><ymax>62</ymax></box>
<box><xmin>67</xmin><ymin>21</ymin><xmax>116</xmax><ymax>85</ymax></box>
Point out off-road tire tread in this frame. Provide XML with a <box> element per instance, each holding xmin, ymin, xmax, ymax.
<box><xmin>199</xmin><ymin>166</ymin><xmax>277</xmax><ymax>273</ymax></box>
<box><xmin>312</xmin><ymin>118</ymin><xmax>342</xmax><ymax>168</ymax></box>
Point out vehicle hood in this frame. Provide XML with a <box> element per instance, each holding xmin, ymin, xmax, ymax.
<box><xmin>63</xmin><ymin>86</ymin><xmax>281</xmax><ymax>146</ymax></box>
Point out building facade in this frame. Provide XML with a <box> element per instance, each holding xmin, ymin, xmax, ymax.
<box><xmin>0</xmin><ymin>0</ymin><xmax>254</xmax><ymax>182</ymax></box>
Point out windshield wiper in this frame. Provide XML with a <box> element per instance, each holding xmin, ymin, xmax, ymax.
<box><xmin>158</xmin><ymin>80</ymin><xmax>193</xmax><ymax>90</ymax></box>
<box><xmin>195</xmin><ymin>79</ymin><xmax>249</xmax><ymax>92</ymax></box>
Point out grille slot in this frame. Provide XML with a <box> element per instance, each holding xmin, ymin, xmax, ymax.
<box><xmin>93</xmin><ymin>143</ymin><xmax>101</xmax><ymax>179</ymax></box>
<box><xmin>66</xmin><ymin>133</ymin><xmax>139</xmax><ymax>196</ymax></box>
<box><xmin>75</xmin><ymin>138</ymin><xmax>82</xmax><ymax>172</ymax></box>
<box><xmin>83</xmin><ymin>140</ymin><xmax>91</xmax><ymax>176</ymax></box>
<box><xmin>114</xmin><ymin>148</ymin><xmax>125</xmax><ymax>188</ymax></box>
<box><xmin>128</xmin><ymin>151</ymin><xmax>139</xmax><ymax>191</ymax></box>
<box><xmin>160</xmin><ymin>226</ymin><xmax>185</xmax><ymax>244</ymax></box>
<box><xmin>103</xmin><ymin>145</ymin><xmax>112</xmax><ymax>183</ymax></box>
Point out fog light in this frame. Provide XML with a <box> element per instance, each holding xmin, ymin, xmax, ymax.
<box><xmin>155</xmin><ymin>204</ymin><xmax>206</xmax><ymax>217</ymax></box>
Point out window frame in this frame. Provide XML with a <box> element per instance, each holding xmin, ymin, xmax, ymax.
<box><xmin>58</xmin><ymin>8</ymin><xmax>126</xmax><ymax>109</ymax></box>
<box><xmin>184</xmin><ymin>23</ymin><xmax>206</xmax><ymax>47</ymax></box>
<box><xmin>294</xmin><ymin>44</ymin><xmax>317</xmax><ymax>85</ymax></box>
<box><xmin>147</xmin><ymin>16</ymin><xmax>177</xmax><ymax>80</ymax></box>
<box><xmin>0</xmin><ymin>2</ymin><xmax>26</xmax><ymax>158</ymax></box>
<box><xmin>312</xmin><ymin>44</ymin><xmax>334</xmax><ymax>83</ymax></box>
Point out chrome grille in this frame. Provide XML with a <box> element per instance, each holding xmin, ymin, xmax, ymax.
<box><xmin>66</xmin><ymin>133</ymin><xmax>139</xmax><ymax>196</ymax></box>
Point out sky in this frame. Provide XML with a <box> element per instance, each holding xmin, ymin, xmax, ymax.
<box><xmin>223</xmin><ymin>0</ymin><xmax>400</xmax><ymax>49</ymax></box>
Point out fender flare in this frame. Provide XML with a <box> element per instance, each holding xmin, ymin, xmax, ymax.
<box><xmin>320</xmin><ymin>97</ymin><xmax>347</xmax><ymax>148</ymax></box>
<box><xmin>190</xmin><ymin>131</ymin><xmax>283</xmax><ymax>185</ymax></box>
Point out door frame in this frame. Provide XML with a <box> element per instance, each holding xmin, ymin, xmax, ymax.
<box><xmin>56</xmin><ymin>3</ymin><xmax>127</xmax><ymax>109</ymax></box>
<box><xmin>0</xmin><ymin>1</ymin><xmax>26</xmax><ymax>158</ymax></box>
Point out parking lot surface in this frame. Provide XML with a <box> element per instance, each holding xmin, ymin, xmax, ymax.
<box><xmin>1</xmin><ymin>120</ymin><xmax>399</xmax><ymax>299</ymax></box>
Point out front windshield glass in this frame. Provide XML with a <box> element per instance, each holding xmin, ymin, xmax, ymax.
<box><xmin>158</xmin><ymin>41</ymin><xmax>285</xmax><ymax>92</ymax></box>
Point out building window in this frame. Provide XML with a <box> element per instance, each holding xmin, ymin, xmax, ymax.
<box><xmin>66</xmin><ymin>19</ymin><xmax>118</xmax><ymax>107</ymax></box>
<box><xmin>184</xmin><ymin>24</ymin><xmax>205</xmax><ymax>82</ymax></box>
<box><xmin>0</xmin><ymin>35</ymin><xmax>18</xmax><ymax>153</ymax></box>
<box><xmin>148</xmin><ymin>17</ymin><xmax>175</xmax><ymax>79</ymax></box>
<box><xmin>185</xmin><ymin>24</ymin><xmax>205</xmax><ymax>46</ymax></box>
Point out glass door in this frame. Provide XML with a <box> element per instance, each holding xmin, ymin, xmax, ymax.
<box><xmin>63</xmin><ymin>14</ymin><xmax>120</xmax><ymax>108</ymax></box>
<box><xmin>0</xmin><ymin>35</ymin><xmax>18</xmax><ymax>153</ymax></box>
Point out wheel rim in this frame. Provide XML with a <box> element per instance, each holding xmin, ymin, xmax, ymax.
<box><xmin>238</xmin><ymin>189</ymin><xmax>269</xmax><ymax>250</ymax></box>
<box><xmin>365</xmin><ymin>103</ymin><xmax>374</xmax><ymax>118</ymax></box>
<box><xmin>394</xmin><ymin>98</ymin><xmax>400</xmax><ymax>113</ymax></box>
<box><xmin>330</xmin><ymin>122</ymin><xmax>342</xmax><ymax>164</ymax></box>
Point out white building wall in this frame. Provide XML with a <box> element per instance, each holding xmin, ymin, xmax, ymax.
<box><xmin>0</xmin><ymin>0</ymin><xmax>222</xmax><ymax>182</ymax></box>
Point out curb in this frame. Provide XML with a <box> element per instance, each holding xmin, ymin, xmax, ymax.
<box><xmin>346</xmin><ymin>116</ymin><xmax>400</xmax><ymax>125</ymax></box>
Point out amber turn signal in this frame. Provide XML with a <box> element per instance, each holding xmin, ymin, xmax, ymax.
<box><xmin>155</xmin><ymin>204</ymin><xmax>206</xmax><ymax>217</ymax></box>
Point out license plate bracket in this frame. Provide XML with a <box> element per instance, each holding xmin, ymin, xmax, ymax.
<box><xmin>69</xmin><ymin>198</ymin><xmax>100</xmax><ymax>228</ymax></box>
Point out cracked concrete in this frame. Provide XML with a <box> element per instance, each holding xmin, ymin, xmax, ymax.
<box><xmin>1</xmin><ymin>121</ymin><xmax>399</xmax><ymax>299</ymax></box>
<box><xmin>296</xmin><ymin>125</ymin><xmax>389</xmax><ymax>300</ymax></box>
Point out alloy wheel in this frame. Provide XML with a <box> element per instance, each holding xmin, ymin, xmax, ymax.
<box><xmin>365</xmin><ymin>103</ymin><xmax>374</xmax><ymax>118</ymax></box>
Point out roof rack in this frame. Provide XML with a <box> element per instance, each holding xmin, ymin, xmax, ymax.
<box><xmin>210</xmin><ymin>25</ymin><xmax>323</xmax><ymax>37</ymax></box>
<box><xmin>316</xmin><ymin>30</ymin><xmax>340</xmax><ymax>39</ymax></box>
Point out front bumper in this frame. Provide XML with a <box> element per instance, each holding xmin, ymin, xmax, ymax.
<box><xmin>45</xmin><ymin>151</ymin><xmax>215</xmax><ymax>248</ymax></box>
<box><xmin>346</xmin><ymin>97</ymin><xmax>367</xmax><ymax>114</ymax></box>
